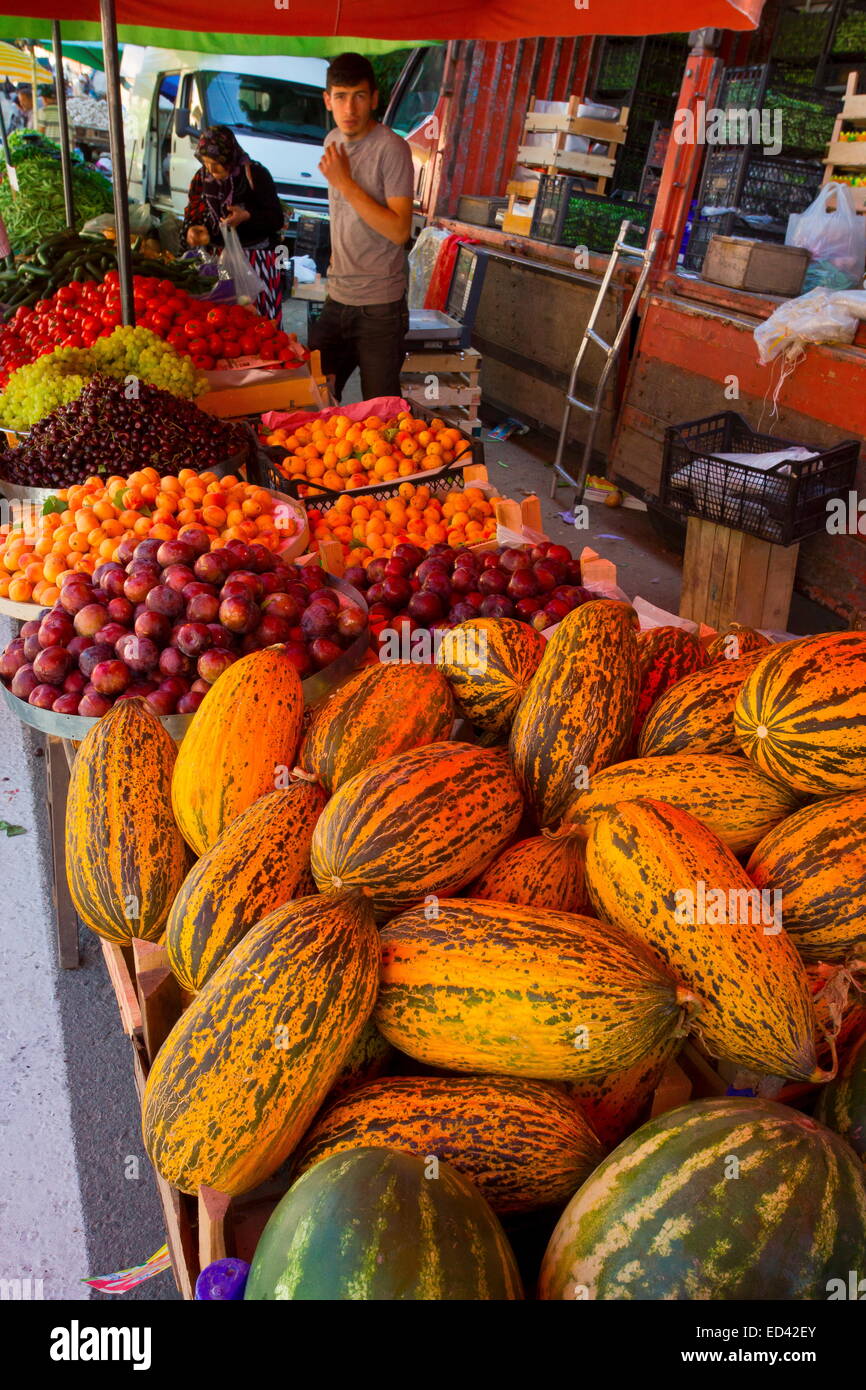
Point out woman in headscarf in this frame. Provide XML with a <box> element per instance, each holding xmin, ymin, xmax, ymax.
<box><xmin>181</xmin><ymin>126</ymin><xmax>285</xmax><ymax>320</ymax></box>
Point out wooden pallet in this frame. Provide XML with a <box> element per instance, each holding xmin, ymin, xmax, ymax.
<box><xmin>822</xmin><ymin>71</ymin><xmax>866</xmax><ymax>213</ymax></box>
<box><xmin>516</xmin><ymin>97</ymin><xmax>629</xmax><ymax>194</ymax></box>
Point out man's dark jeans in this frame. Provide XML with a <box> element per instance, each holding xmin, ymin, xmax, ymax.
<box><xmin>309</xmin><ymin>294</ymin><xmax>409</xmax><ymax>401</ymax></box>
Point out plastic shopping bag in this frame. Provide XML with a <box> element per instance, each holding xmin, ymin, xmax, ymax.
<box><xmin>754</xmin><ymin>287</ymin><xmax>866</xmax><ymax>363</ymax></box>
<box><xmin>786</xmin><ymin>183</ymin><xmax>866</xmax><ymax>288</ymax></box>
<box><xmin>220</xmin><ymin>223</ymin><xmax>266</xmax><ymax>305</ymax></box>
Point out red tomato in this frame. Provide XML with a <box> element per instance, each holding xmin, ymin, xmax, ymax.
<box><xmin>104</xmin><ymin>270</ymin><xmax>120</xmax><ymax>287</ymax></box>
<box><xmin>253</xmin><ymin>318</ymin><xmax>276</xmax><ymax>338</ymax></box>
<box><xmin>101</xmin><ymin>309</ymin><xmax>121</xmax><ymax>328</ymax></box>
<box><xmin>220</xmin><ymin>339</ymin><xmax>241</xmax><ymax>358</ymax></box>
<box><xmin>188</xmin><ymin>337</ymin><xmax>209</xmax><ymax>354</ymax></box>
<box><xmin>238</xmin><ymin>333</ymin><xmax>258</xmax><ymax>356</ymax></box>
<box><xmin>35</xmin><ymin>300</ymin><xmax>52</xmax><ymax>316</ymax></box>
<box><xmin>191</xmin><ymin>354</ymin><xmax>215</xmax><ymax>370</ymax></box>
<box><xmin>157</xmin><ymin>279</ymin><xmax>175</xmax><ymax>295</ymax></box>
<box><xmin>206</xmin><ymin>306</ymin><xmax>227</xmax><ymax>328</ymax></box>
<box><xmin>183</xmin><ymin>319</ymin><xmax>207</xmax><ymax>338</ymax></box>
<box><xmin>206</xmin><ymin>333</ymin><xmax>224</xmax><ymax>356</ymax></box>
<box><xmin>167</xmin><ymin>330</ymin><xmax>188</xmax><ymax>351</ymax></box>
<box><xmin>151</xmin><ymin>315</ymin><xmax>172</xmax><ymax>337</ymax></box>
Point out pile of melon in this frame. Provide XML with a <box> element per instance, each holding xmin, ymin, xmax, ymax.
<box><xmin>65</xmin><ymin>606</ymin><xmax>866</xmax><ymax>1300</ymax></box>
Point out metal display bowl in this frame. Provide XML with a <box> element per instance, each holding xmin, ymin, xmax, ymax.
<box><xmin>0</xmin><ymin>485</ymin><xmax>309</xmax><ymax>623</ymax></box>
<box><xmin>0</xmin><ymin>442</ymin><xmax>251</xmax><ymax>506</ymax></box>
<box><xmin>0</xmin><ymin>572</ymin><xmax>369</xmax><ymax>739</ymax></box>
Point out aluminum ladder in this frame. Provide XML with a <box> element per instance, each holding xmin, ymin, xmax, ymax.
<box><xmin>549</xmin><ymin>221</ymin><xmax>664</xmax><ymax>501</ymax></box>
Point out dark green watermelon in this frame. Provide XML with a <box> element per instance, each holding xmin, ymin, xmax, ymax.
<box><xmin>244</xmin><ymin>1147</ymin><xmax>523</xmax><ymax>1301</ymax></box>
<box><xmin>539</xmin><ymin>1097</ymin><xmax>866</xmax><ymax>1300</ymax></box>
<box><xmin>817</xmin><ymin>1028</ymin><xmax>866</xmax><ymax>1161</ymax></box>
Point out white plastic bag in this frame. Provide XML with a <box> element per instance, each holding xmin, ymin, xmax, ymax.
<box><xmin>220</xmin><ymin>223</ymin><xmax>266</xmax><ymax>305</ymax></box>
<box><xmin>786</xmin><ymin>183</ymin><xmax>866</xmax><ymax>287</ymax></box>
<box><xmin>755</xmin><ymin>287</ymin><xmax>866</xmax><ymax>363</ymax></box>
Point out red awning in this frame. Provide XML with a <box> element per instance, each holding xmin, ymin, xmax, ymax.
<box><xmin>23</xmin><ymin>0</ymin><xmax>767</xmax><ymax>42</ymax></box>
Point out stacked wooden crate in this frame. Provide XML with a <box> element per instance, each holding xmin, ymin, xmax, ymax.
<box><xmin>822</xmin><ymin>70</ymin><xmax>866</xmax><ymax>211</ymax></box>
<box><xmin>400</xmin><ymin>347</ymin><xmax>482</xmax><ymax>433</ymax></box>
<box><xmin>502</xmin><ymin>98</ymin><xmax>630</xmax><ymax>237</ymax></box>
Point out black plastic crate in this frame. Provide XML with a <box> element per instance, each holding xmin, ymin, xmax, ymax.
<box><xmin>717</xmin><ymin>65</ymin><xmax>840</xmax><ymax>155</ymax></box>
<box><xmin>775</xmin><ymin>4</ymin><xmax>837</xmax><ymax>63</ymax></box>
<box><xmin>596</xmin><ymin>38</ymin><xmax>643</xmax><ymax>93</ymax></box>
<box><xmin>293</xmin><ymin>215</ymin><xmax>330</xmax><ymax>275</ymax></box>
<box><xmin>248</xmin><ymin>404</ymin><xmax>484</xmax><ymax>505</ymax></box>
<box><xmin>661</xmin><ymin>412</ymin><xmax>860</xmax><ymax>545</ymax></box>
<box><xmin>832</xmin><ymin>1</ymin><xmax>866</xmax><ymax>57</ymax></box>
<box><xmin>681</xmin><ymin>214</ymin><xmax>736</xmax><ymax>271</ymax></box>
<box><xmin>529</xmin><ymin>174</ymin><xmax>650</xmax><ymax>252</ymax></box>
<box><xmin>698</xmin><ymin>149</ymin><xmax>824</xmax><ymax>223</ymax></box>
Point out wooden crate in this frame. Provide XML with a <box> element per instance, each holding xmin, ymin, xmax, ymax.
<box><xmin>679</xmin><ymin>516</ymin><xmax>798</xmax><ymax>631</ymax></box>
<box><xmin>502</xmin><ymin>179</ymin><xmax>537</xmax><ymax>236</ymax></box>
<box><xmin>822</xmin><ymin>71</ymin><xmax>866</xmax><ymax>212</ymax></box>
<box><xmin>516</xmin><ymin>97</ymin><xmax>629</xmax><ymax>194</ymax></box>
<box><xmin>99</xmin><ymin>934</ymin><xmax>285</xmax><ymax>1300</ymax></box>
<box><xmin>401</xmin><ymin>347</ymin><xmax>482</xmax><ymax>432</ymax></box>
<box><xmin>701</xmin><ymin>236</ymin><xmax>809</xmax><ymax>296</ymax></box>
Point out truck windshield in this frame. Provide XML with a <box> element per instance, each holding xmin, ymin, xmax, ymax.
<box><xmin>199</xmin><ymin>71</ymin><xmax>327</xmax><ymax>143</ymax></box>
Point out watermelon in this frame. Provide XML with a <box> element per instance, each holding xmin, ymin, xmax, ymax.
<box><xmin>539</xmin><ymin>1097</ymin><xmax>866</xmax><ymax>1300</ymax></box>
<box><xmin>244</xmin><ymin>1147</ymin><xmax>523</xmax><ymax>1300</ymax></box>
<box><xmin>817</xmin><ymin>1028</ymin><xmax>866</xmax><ymax>1162</ymax></box>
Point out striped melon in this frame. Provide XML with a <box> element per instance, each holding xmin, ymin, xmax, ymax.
<box><xmin>65</xmin><ymin>700</ymin><xmax>191</xmax><ymax>943</ymax></box>
<box><xmin>171</xmin><ymin>646</ymin><xmax>305</xmax><ymax>854</ymax></box>
<box><xmin>296</xmin><ymin>661</ymin><xmax>454</xmax><ymax>794</ymax></box>
<box><xmin>735</xmin><ymin>632</ymin><xmax>866</xmax><ymax>797</ymax></box>
<box><xmin>244</xmin><ymin>1148</ymin><xmax>524</xmax><ymax>1300</ymax></box>
<box><xmin>539</xmin><ymin>1097</ymin><xmax>866</xmax><ymax>1299</ymax></box>
<box><xmin>567</xmin><ymin>1035</ymin><xmax>684</xmax><ymax>1148</ymax></box>
<box><xmin>165</xmin><ymin>782</ymin><xmax>326</xmax><ymax>993</ymax></box>
<box><xmin>326</xmin><ymin>1020</ymin><xmax>394</xmax><ymax>1104</ymax></box>
<box><xmin>556</xmin><ymin>753</ymin><xmax>798</xmax><ymax>854</ymax></box>
<box><xmin>705</xmin><ymin>622</ymin><xmax>771</xmax><ymax>664</ymax></box>
<box><xmin>435</xmin><ymin>617</ymin><xmax>546</xmax><ymax>742</ymax></box>
<box><xmin>746</xmin><ymin>791</ymin><xmax>866</xmax><ymax>963</ymax></box>
<box><xmin>310</xmin><ymin>742</ymin><xmax>523</xmax><ymax>919</ymax></box>
<box><xmin>469</xmin><ymin>833</ymin><xmax>586</xmax><ymax>913</ymax></box>
<box><xmin>631</xmin><ymin>626</ymin><xmax>707</xmax><ymax>747</ymax></box>
<box><xmin>142</xmin><ymin>893</ymin><xmax>379</xmax><ymax>1196</ymax></box>
<box><xmin>509</xmin><ymin>600</ymin><xmax>640</xmax><ymax>828</ymax></box>
<box><xmin>375</xmin><ymin>899</ymin><xmax>699</xmax><ymax>1081</ymax></box>
<box><xmin>293</xmin><ymin>1075</ymin><xmax>604</xmax><ymax>1212</ymax></box>
<box><xmin>637</xmin><ymin>647</ymin><xmax>766</xmax><ymax>758</ymax></box>
<box><xmin>585</xmin><ymin>800</ymin><xmax>825</xmax><ymax>1082</ymax></box>
<box><xmin>817</xmin><ymin>1028</ymin><xmax>866</xmax><ymax>1161</ymax></box>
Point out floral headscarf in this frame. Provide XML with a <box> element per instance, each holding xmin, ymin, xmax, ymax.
<box><xmin>186</xmin><ymin>126</ymin><xmax>251</xmax><ymax>236</ymax></box>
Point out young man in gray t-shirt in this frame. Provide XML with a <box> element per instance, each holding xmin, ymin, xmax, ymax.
<box><xmin>310</xmin><ymin>52</ymin><xmax>415</xmax><ymax>401</ymax></box>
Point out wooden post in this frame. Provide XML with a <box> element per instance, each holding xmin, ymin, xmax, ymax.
<box><xmin>132</xmin><ymin>938</ymin><xmax>183</xmax><ymax>1064</ymax></box>
<box><xmin>198</xmin><ymin>1187</ymin><xmax>233</xmax><ymax>1270</ymax></box>
<box><xmin>679</xmin><ymin>518</ymin><xmax>798</xmax><ymax>631</ymax></box>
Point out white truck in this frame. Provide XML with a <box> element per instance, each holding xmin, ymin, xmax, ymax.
<box><xmin>120</xmin><ymin>46</ymin><xmax>331</xmax><ymax>227</ymax></box>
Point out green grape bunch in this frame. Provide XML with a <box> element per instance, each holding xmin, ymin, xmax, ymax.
<box><xmin>0</xmin><ymin>327</ymin><xmax>207</xmax><ymax>430</ymax></box>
